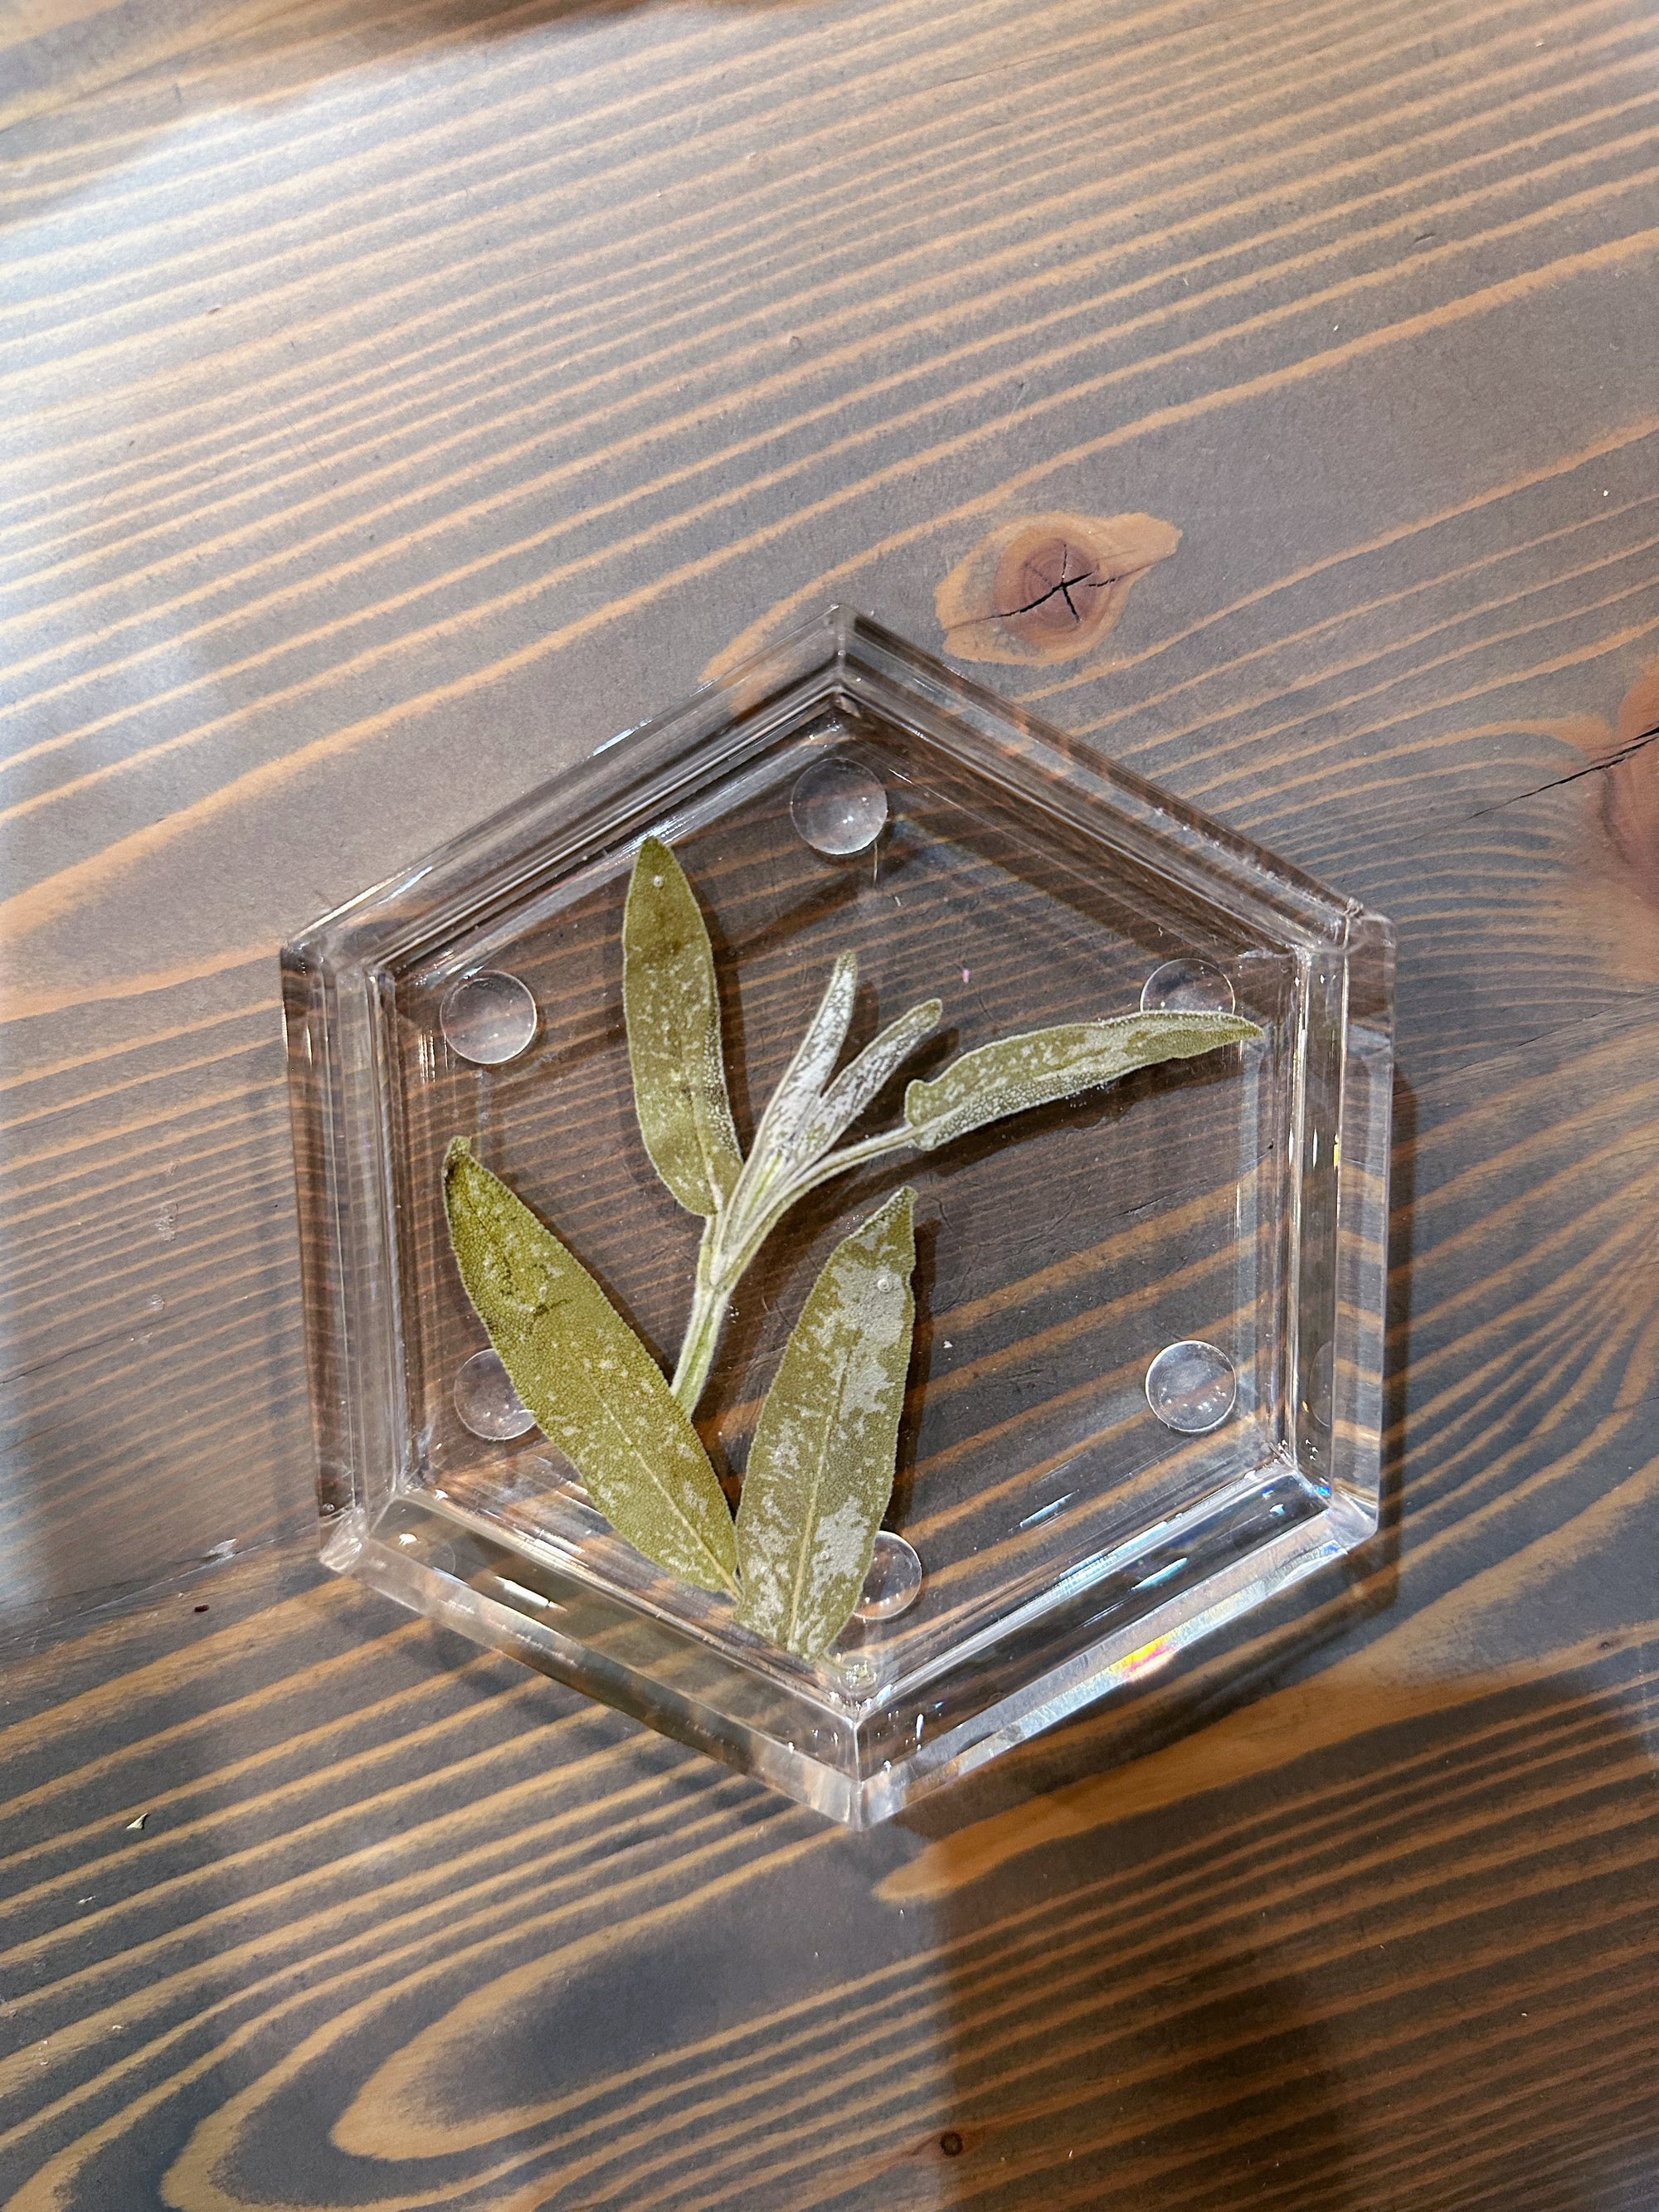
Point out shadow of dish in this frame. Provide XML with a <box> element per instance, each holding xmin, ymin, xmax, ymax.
<box><xmin>865</xmin><ymin>1641</ymin><xmax>1659</xmax><ymax>2212</ymax></box>
<box><xmin>883</xmin><ymin>1926</ymin><xmax>1365</xmax><ymax>2210</ymax></box>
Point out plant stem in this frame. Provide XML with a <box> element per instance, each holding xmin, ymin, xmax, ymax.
<box><xmin>669</xmin><ymin>1238</ymin><xmax>728</xmax><ymax>1411</ymax></box>
<box><xmin>669</xmin><ymin>1125</ymin><xmax>918</xmax><ymax>1413</ymax></box>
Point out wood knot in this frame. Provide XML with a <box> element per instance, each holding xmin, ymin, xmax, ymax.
<box><xmin>1599</xmin><ymin>721</ymin><xmax>1659</xmax><ymax>906</ymax></box>
<box><xmin>1567</xmin><ymin>663</ymin><xmax>1659</xmax><ymax>921</ymax></box>
<box><xmin>937</xmin><ymin>508</ymin><xmax>1180</xmax><ymax>665</ymax></box>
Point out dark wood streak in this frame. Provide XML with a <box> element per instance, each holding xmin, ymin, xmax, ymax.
<box><xmin>2</xmin><ymin>0</ymin><xmax>1658</xmax><ymax>2201</ymax></box>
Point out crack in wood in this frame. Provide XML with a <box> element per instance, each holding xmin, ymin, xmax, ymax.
<box><xmin>1469</xmin><ymin>724</ymin><xmax>1659</xmax><ymax>819</ymax></box>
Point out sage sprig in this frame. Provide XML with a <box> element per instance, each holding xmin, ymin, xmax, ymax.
<box><xmin>444</xmin><ymin>833</ymin><xmax>1262</xmax><ymax>1661</ymax></box>
<box><xmin>658</xmin><ymin>903</ymin><xmax>1258</xmax><ymax>1413</ymax></box>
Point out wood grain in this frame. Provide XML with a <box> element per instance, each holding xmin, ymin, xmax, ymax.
<box><xmin>2</xmin><ymin>0</ymin><xmax>1657</xmax><ymax>2200</ymax></box>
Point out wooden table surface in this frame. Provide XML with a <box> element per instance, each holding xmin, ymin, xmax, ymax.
<box><xmin>3</xmin><ymin>0</ymin><xmax>1657</xmax><ymax>2203</ymax></box>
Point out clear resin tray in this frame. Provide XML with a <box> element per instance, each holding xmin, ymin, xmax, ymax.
<box><xmin>282</xmin><ymin>610</ymin><xmax>1394</xmax><ymax>1828</ymax></box>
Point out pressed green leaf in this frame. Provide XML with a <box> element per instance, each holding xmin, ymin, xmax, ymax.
<box><xmin>444</xmin><ymin>1141</ymin><xmax>738</xmax><ymax>1595</ymax></box>
<box><xmin>903</xmin><ymin>1010</ymin><xmax>1262</xmax><ymax>1150</ymax></box>
<box><xmin>799</xmin><ymin>996</ymin><xmax>943</xmax><ymax>1163</ymax></box>
<box><xmin>749</xmin><ymin>951</ymin><xmax>859</xmax><ymax>1171</ymax></box>
<box><xmin>623</xmin><ymin>836</ymin><xmax>743</xmax><ymax>1217</ymax></box>
<box><xmin>735</xmin><ymin>1187</ymin><xmax>917</xmax><ymax>1660</ymax></box>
